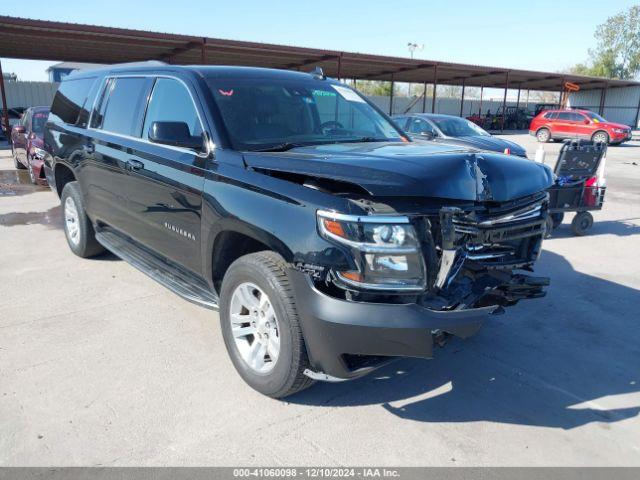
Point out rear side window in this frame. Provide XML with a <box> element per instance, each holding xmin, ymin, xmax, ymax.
<box><xmin>556</xmin><ymin>112</ymin><xmax>575</xmax><ymax>121</ymax></box>
<box><xmin>49</xmin><ymin>77</ymin><xmax>96</xmax><ymax>125</ymax></box>
<box><xmin>543</xmin><ymin>111</ymin><xmax>558</xmax><ymax>120</ymax></box>
<box><xmin>97</xmin><ymin>77</ymin><xmax>151</xmax><ymax>136</ymax></box>
<box><xmin>142</xmin><ymin>78</ymin><xmax>202</xmax><ymax>139</ymax></box>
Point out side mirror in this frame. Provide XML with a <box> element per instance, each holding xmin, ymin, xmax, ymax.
<box><xmin>28</xmin><ymin>132</ymin><xmax>37</xmax><ymax>140</ymax></box>
<box><xmin>148</xmin><ymin>121</ymin><xmax>203</xmax><ymax>151</ymax></box>
<box><xmin>13</xmin><ymin>125</ymin><xmax>25</xmax><ymax>134</ymax></box>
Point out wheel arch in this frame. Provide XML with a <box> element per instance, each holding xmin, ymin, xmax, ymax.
<box><xmin>591</xmin><ymin>130</ymin><xmax>609</xmax><ymax>142</ymax></box>
<box><xmin>53</xmin><ymin>162</ymin><xmax>77</xmax><ymax>198</ymax></box>
<box><xmin>207</xmin><ymin>222</ymin><xmax>294</xmax><ymax>295</ymax></box>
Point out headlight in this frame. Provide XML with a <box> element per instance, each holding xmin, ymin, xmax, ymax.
<box><xmin>31</xmin><ymin>147</ymin><xmax>46</xmax><ymax>159</ymax></box>
<box><xmin>613</xmin><ymin>128</ymin><xmax>624</xmax><ymax>133</ymax></box>
<box><xmin>317</xmin><ymin>210</ymin><xmax>426</xmax><ymax>291</ymax></box>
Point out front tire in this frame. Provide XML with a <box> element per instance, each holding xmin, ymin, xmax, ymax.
<box><xmin>61</xmin><ymin>181</ymin><xmax>105</xmax><ymax>258</ymax></box>
<box><xmin>536</xmin><ymin>128</ymin><xmax>551</xmax><ymax>143</ymax></box>
<box><xmin>592</xmin><ymin>131</ymin><xmax>609</xmax><ymax>144</ymax></box>
<box><xmin>219</xmin><ymin>251</ymin><xmax>314</xmax><ymax>398</ymax></box>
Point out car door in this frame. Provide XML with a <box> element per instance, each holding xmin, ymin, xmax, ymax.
<box><xmin>83</xmin><ymin>76</ymin><xmax>153</xmax><ymax>236</ymax></box>
<box><xmin>570</xmin><ymin>112</ymin><xmax>592</xmax><ymax>139</ymax></box>
<box><xmin>554</xmin><ymin>112</ymin><xmax>580</xmax><ymax>139</ymax></box>
<box><xmin>124</xmin><ymin>76</ymin><xmax>207</xmax><ymax>274</ymax></box>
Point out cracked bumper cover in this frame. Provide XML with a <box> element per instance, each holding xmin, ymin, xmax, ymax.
<box><xmin>289</xmin><ymin>269</ymin><xmax>519</xmax><ymax>380</ymax></box>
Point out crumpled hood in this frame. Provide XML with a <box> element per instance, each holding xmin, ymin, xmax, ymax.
<box><xmin>244</xmin><ymin>142</ymin><xmax>553</xmax><ymax>202</ymax></box>
<box><xmin>433</xmin><ymin>135</ymin><xmax>527</xmax><ymax>156</ymax></box>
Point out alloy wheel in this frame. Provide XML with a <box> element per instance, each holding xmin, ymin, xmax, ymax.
<box><xmin>64</xmin><ymin>196</ymin><xmax>81</xmax><ymax>246</ymax></box>
<box><xmin>229</xmin><ymin>282</ymin><xmax>280</xmax><ymax>374</ymax></box>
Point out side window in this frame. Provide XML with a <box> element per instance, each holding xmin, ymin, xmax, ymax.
<box><xmin>23</xmin><ymin>111</ymin><xmax>32</xmax><ymax>131</ymax></box>
<box><xmin>556</xmin><ymin>112</ymin><xmax>573</xmax><ymax>121</ymax></box>
<box><xmin>98</xmin><ymin>77</ymin><xmax>150</xmax><ymax>136</ymax></box>
<box><xmin>543</xmin><ymin>111</ymin><xmax>558</xmax><ymax>120</ymax></box>
<box><xmin>569</xmin><ymin>112</ymin><xmax>585</xmax><ymax>122</ymax></box>
<box><xmin>142</xmin><ymin>78</ymin><xmax>202</xmax><ymax>140</ymax></box>
<box><xmin>408</xmin><ymin>118</ymin><xmax>436</xmax><ymax>135</ymax></box>
<box><xmin>393</xmin><ymin>116</ymin><xmax>408</xmax><ymax>129</ymax></box>
<box><xmin>49</xmin><ymin>77</ymin><xmax>96</xmax><ymax>125</ymax></box>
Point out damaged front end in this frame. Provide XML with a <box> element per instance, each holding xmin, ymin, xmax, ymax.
<box><xmin>316</xmin><ymin>190</ymin><xmax>550</xmax><ymax>317</ymax></box>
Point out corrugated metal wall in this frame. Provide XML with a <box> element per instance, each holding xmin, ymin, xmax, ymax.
<box><xmin>0</xmin><ymin>81</ymin><xmax>58</xmax><ymax>109</ymax></box>
<box><xmin>367</xmin><ymin>95</ymin><xmax>529</xmax><ymax>117</ymax></box>
<box><xmin>569</xmin><ymin>86</ymin><xmax>640</xmax><ymax>128</ymax></box>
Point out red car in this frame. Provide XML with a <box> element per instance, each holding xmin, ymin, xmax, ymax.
<box><xmin>529</xmin><ymin>109</ymin><xmax>632</xmax><ymax>145</ymax></box>
<box><xmin>10</xmin><ymin>106</ymin><xmax>50</xmax><ymax>185</ymax></box>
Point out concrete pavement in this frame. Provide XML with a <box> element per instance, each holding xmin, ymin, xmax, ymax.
<box><xmin>1</xmin><ymin>135</ymin><xmax>639</xmax><ymax>466</ymax></box>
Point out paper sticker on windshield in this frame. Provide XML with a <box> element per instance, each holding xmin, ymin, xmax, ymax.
<box><xmin>332</xmin><ymin>85</ymin><xmax>366</xmax><ymax>103</ymax></box>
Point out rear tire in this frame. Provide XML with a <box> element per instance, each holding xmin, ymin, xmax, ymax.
<box><xmin>219</xmin><ymin>251</ymin><xmax>314</xmax><ymax>398</ymax></box>
<box><xmin>571</xmin><ymin>212</ymin><xmax>593</xmax><ymax>236</ymax></box>
<box><xmin>61</xmin><ymin>181</ymin><xmax>105</xmax><ymax>258</ymax></box>
<box><xmin>536</xmin><ymin>128</ymin><xmax>551</xmax><ymax>143</ymax></box>
<box><xmin>13</xmin><ymin>148</ymin><xmax>26</xmax><ymax>170</ymax></box>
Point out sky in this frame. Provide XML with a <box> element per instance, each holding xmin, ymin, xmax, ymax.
<box><xmin>2</xmin><ymin>0</ymin><xmax>639</xmax><ymax>82</ymax></box>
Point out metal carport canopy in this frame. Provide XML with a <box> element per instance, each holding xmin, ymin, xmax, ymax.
<box><xmin>1</xmin><ymin>15</ymin><xmax>640</xmax><ymax>92</ymax></box>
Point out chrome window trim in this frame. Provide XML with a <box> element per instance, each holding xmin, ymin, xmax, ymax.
<box><xmin>87</xmin><ymin>73</ymin><xmax>211</xmax><ymax>157</ymax></box>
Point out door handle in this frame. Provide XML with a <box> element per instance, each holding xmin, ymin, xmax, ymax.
<box><xmin>126</xmin><ymin>159</ymin><xmax>144</xmax><ymax>171</ymax></box>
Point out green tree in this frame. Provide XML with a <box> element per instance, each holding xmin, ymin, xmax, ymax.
<box><xmin>571</xmin><ymin>5</ymin><xmax>640</xmax><ymax>79</ymax></box>
<box><xmin>354</xmin><ymin>80</ymin><xmax>392</xmax><ymax>96</ymax></box>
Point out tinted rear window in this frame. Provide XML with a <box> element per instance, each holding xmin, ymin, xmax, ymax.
<box><xmin>99</xmin><ymin>77</ymin><xmax>150</xmax><ymax>136</ymax></box>
<box><xmin>49</xmin><ymin>77</ymin><xmax>96</xmax><ymax>125</ymax></box>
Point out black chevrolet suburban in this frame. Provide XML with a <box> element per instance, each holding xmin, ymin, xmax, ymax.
<box><xmin>43</xmin><ymin>64</ymin><xmax>553</xmax><ymax>398</ymax></box>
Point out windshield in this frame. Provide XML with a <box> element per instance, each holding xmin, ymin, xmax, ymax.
<box><xmin>206</xmin><ymin>76</ymin><xmax>403</xmax><ymax>150</ymax></box>
<box><xmin>430</xmin><ymin>116</ymin><xmax>490</xmax><ymax>137</ymax></box>
<box><xmin>584</xmin><ymin>111</ymin><xmax>606</xmax><ymax>123</ymax></box>
<box><xmin>31</xmin><ymin>111</ymin><xmax>49</xmax><ymax>134</ymax></box>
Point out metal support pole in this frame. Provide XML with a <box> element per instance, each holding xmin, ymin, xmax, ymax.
<box><xmin>389</xmin><ymin>76</ymin><xmax>395</xmax><ymax>115</ymax></box>
<box><xmin>599</xmin><ymin>83</ymin><xmax>608</xmax><ymax>115</ymax></box>
<box><xmin>479</xmin><ymin>85</ymin><xmax>484</xmax><ymax>116</ymax></box>
<box><xmin>431</xmin><ymin>64</ymin><xmax>438</xmax><ymax>113</ymax></box>
<box><xmin>634</xmin><ymin>88</ymin><xmax>640</xmax><ymax>129</ymax></box>
<box><xmin>337</xmin><ymin>54</ymin><xmax>343</xmax><ymax>82</ymax></box>
<box><xmin>526</xmin><ymin>89</ymin><xmax>530</xmax><ymax>108</ymax></box>
<box><xmin>422</xmin><ymin>81</ymin><xmax>427</xmax><ymax>113</ymax></box>
<box><xmin>459</xmin><ymin>79</ymin><xmax>466</xmax><ymax>117</ymax></box>
<box><xmin>500</xmin><ymin>71</ymin><xmax>510</xmax><ymax>132</ymax></box>
<box><xmin>516</xmin><ymin>86</ymin><xmax>521</xmax><ymax>108</ymax></box>
<box><xmin>0</xmin><ymin>59</ymin><xmax>10</xmax><ymax>142</ymax></box>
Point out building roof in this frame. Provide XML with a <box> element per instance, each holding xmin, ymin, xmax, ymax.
<box><xmin>1</xmin><ymin>15</ymin><xmax>639</xmax><ymax>92</ymax></box>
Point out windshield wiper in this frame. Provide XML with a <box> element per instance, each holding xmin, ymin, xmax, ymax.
<box><xmin>250</xmin><ymin>142</ymin><xmax>309</xmax><ymax>152</ymax></box>
<box><xmin>336</xmin><ymin>137</ymin><xmax>396</xmax><ymax>144</ymax></box>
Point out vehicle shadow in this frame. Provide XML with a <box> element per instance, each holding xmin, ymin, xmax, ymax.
<box><xmin>548</xmin><ymin>217</ymin><xmax>640</xmax><ymax>238</ymax></box>
<box><xmin>289</xmin><ymin>250</ymin><xmax>640</xmax><ymax>430</ymax></box>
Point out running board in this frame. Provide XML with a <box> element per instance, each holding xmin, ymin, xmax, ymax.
<box><xmin>95</xmin><ymin>229</ymin><xmax>219</xmax><ymax>310</ymax></box>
